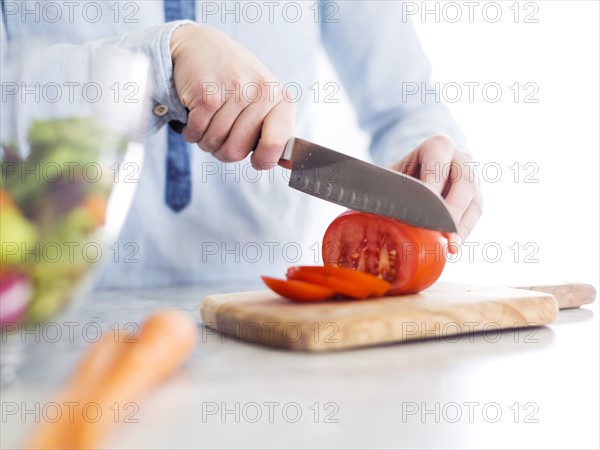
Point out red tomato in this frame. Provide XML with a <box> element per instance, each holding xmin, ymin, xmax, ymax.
<box><xmin>286</xmin><ymin>266</ymin><xmax>390</xmax><ymax>299</ymax></box>
<box><xmin>322</xmin><ymin>211</ymin><xmax>448</xmax><ymax>295</ymax></box>
<box><xmin>260</xmin><ymin>276</ymin><xmax>335</xmax><ymax>302</ymax></box>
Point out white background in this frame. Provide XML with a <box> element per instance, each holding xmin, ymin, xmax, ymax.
<box><xmin>310</xmin><ymin>0</ymin><xmax>599</xmax><ymax>289</ymax></box>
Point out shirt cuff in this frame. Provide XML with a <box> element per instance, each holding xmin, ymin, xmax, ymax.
<box><xmin>87</xmin><ymin>20</ymin><xmax>196</xmax><ymax>135</ymax></box>
<box><xmin>151</xmin><ymin>20</ymin><xmax>196</xmax><ymax>131</ymax></box>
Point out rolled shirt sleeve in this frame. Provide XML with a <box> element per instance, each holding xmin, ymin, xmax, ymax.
<box><xmin>82</xmin><ymin>20</ymin><xmax>195</xmax><ymax>133</ymax></box>
<box><xmin>1</xmin><ymin>20</ymin><xmax>194</xmax><ymax>148</ymax></box>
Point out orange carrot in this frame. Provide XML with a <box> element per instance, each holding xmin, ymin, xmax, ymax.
<box><xmin>0</xmin><ymin>189</ymin><xmax>14</xmax><ymax>209</ymax></box>
<box><xmin>28</xmin><ymin>330</ymin><xmax>130</xmax><ymax>450</ymax></box>
<box><xmin>73</xmin><ymin>309</ymin><xmax>198</xmax><ymax>449</ymax></box>
<box><xmin>82</xmin><ymin>194</ymin><xmax>108</xmax><ymax>226</ymax></box>
<box><xmin>28</xmin><ymin>310</ymin><xmax>198</xmax><ymax>450</ymax></box>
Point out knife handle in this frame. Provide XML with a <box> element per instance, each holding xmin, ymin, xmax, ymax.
<box><xmin>168</xmin><ymin>107</ymin><xmax>189</xmax><ymax>134</ymax></box>
<box><xmin>169</xmin><ymin>119</ymin><xmax>186</xmax><ymax>134</ymax></box>
<box><xmin>516</xmin><ymin>283</ymin><xmax>596</xmax><ymax>309</ymax></box>
<box><xmin>168</xmin><ymin>110</ymin><xmax>293</xmax><ymax>169</ymax></box>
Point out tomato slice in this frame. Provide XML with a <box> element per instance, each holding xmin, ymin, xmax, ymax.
<box><xmin>286</xmin><ymin>266</ymin><xmax>390</xmax><ymax>299</ymax></box>
<box><xmin>322</xmin><ymin>211</ymin><xmax>448</xmax><ymax>295</ymax></box>
<box><xmin>261</xmin><ymin>276</ymin><xmax>335</xmax><ymax>302</ymax></box>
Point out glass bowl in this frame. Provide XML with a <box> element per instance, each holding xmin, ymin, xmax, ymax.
<box><xmin>0</xmin><ymin>41</ymin><xmax>151</xmax><ymax>384</ymax></box>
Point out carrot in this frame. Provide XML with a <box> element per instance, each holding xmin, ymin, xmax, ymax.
<box><xmin>73</xmin><ymin>309</ymin><xmax>198</xmax><ymax>449</ymax></box>
<box><xmin>0</xmin><ymin>189</ymin><xmax>14</xmax><ymax>209</ymax></box>
<box><xmin>82</xmin><ymin>194</ymin><xmax>108</xmax><ymax>226</ymax></box>
<box><xmin>27</xmin><ymin>309</ymin><xmax>198</xmax><ymax>450</ymax></box>
<box><xmin>28</xmin><ymin>330</ymin><xmax>129</xmax><ymax>450</ymax></box>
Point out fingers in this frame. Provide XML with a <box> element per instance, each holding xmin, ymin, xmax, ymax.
<box><xmin>455</xmin><ymin>190</ymin><xmax>483</xmax><ymax>244</ymax></box>
<box><xmin>180</xmin><ymin>77</ymin><xmax>293</xmax><ymax>167</ymax></box>
<box><xmin>251</xmin><ymin>100</ymin><xmax>295</xmax><ymax>169</ymax></box>
<box><xmin>443</xmin><ymin>173</ymin><xmax>482</xmax><ymax>249</ymax></box>
<box><xmin>392</xmin><ymin>135</ymin><xmax>483</xmax><ymax>249</ymax></box>
<box><xmin>210</xmin><ymin>100</ymin><xmax>265</xmax><ymax>163</ymax></box>
<box><xmin>441</xmin><ymin>157</ymin><xmax>480</xmax><ymax>249</ymax></box>
<box><xmin>443</xmin><ymin>153</ymin><xmax>479</xmax><ymax>225</ymax></box>
<box><xmin>211</xmin><ymin>100</ymin><xmax>294</xmax><ymax>168</ymax></box>
<box><xmin>210</xmin><ymin>95</ymin><xmax>293</xmax><ymax>166</ymax></box>
<box><xmin>417</xmin><ymin>135</ymin><xmax>455</xmax><ymax>195</ymax></box>
<box><xmin>388</xmin><ymin>153</ymin><xmax>419</xmax><ymax>178</ymax></box>
<box><xmin>181</xmin><ymin>99</ymin><xmax>220</xmax><ymax>144</ymax></box>
<box><xmin>197</xmin><ymin>98</ymin><xmax>249</xmax><ymax>152</ymax></box>
<box><xmin>412</xmin><ymin>135</ymin><xmax>482</xmax><ymax>243</ymax></box>
<box><xmin>171</xmin><ymin>25</ymin><xmax>294</xmax><ymax>168</ymax></box>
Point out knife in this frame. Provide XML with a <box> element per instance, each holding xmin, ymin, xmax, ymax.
<box><xmin>168</xmin><ymin>117</ymin><xmax>456</xmax><ymax>232</ymax></box>
<box><xmin>281</xmin><ymin>137</ymin><xmax>457</xmax><ymax>233</ymax></box>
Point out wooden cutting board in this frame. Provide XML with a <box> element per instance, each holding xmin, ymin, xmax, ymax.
<box><xmin>200</xmin><ymin>283</ymin><xmax>596</xmax><ymax>352</ymax></box>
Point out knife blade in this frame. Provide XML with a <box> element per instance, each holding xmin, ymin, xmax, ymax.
<box><xmin>282</xmin><ymin>137</ymin><xmax>457</xmax><ymax>233</ymax></box>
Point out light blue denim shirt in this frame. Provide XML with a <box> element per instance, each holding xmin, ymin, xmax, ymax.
<box><xmin>1</xmin><ymin>1</ymin><xmax>465</xmax><ymax>288</ymax></box>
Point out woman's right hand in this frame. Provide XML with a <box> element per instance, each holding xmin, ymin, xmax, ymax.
<box><xmin>170</xmin><ymin>25</ymin><xmax>295</xmax><ymax>170</ymax></box>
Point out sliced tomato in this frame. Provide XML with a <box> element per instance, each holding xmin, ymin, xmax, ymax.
<box><xmin>286</xmin><ymin>266</ymin><xmax>390</xmax><ymax>299</ymax></box>
<box><xmin>261</xmin><ymin>276</ymin><xmax>335</xmax><ymax>302</ymax></box>
<box><xmin>322</xmin><ymin>211</ymin><xmax>448</xmax><ymax>295</ymax></box>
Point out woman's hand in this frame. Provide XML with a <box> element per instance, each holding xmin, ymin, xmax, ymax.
<box><xmin>171</xmin><ymin>25</ymin><xmax>295</xmax><ymax>169</ymax></box>
<box><xmin>390</xmin><ymin>135</ymin><xmax>483</xmax><ymax>249</ymax></box>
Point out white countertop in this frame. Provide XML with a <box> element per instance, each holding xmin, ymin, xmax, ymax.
<box><xmin>1</xmin><ymin>283</ymin><xmax>598</xmax><ymax>449</ymax></box>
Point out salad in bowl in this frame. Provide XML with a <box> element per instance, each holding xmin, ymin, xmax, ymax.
<box><xmin>0</xmin><ymin>40</ymin><xmax>151</xmax><ymax>383</ymax></box>
<box><xmin>1</xmin><ymin>117</ymin><xmax>129</xmax><ymax>324</ymax></box>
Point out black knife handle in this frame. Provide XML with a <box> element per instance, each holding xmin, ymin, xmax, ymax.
<box><xmin>169</xmin><ymin>120</ymin><xmax>186</xmax><ymax>134</ymax></box>
<box><xmin>168</xmin><ymin>107</ymin><xmax>189</xmax><ymax>134</ymax></box>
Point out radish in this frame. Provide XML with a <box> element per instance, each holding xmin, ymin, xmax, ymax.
<box><xmin>0</xmin><ymin>272</ymin><xmax>33</xmax><ymax>325</ymax></box>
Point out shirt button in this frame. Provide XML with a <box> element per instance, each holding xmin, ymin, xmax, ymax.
<box><xmin>153</xmin><ymin>104</ymin><xmax>169</xmax><ymax>117</ymax></box>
